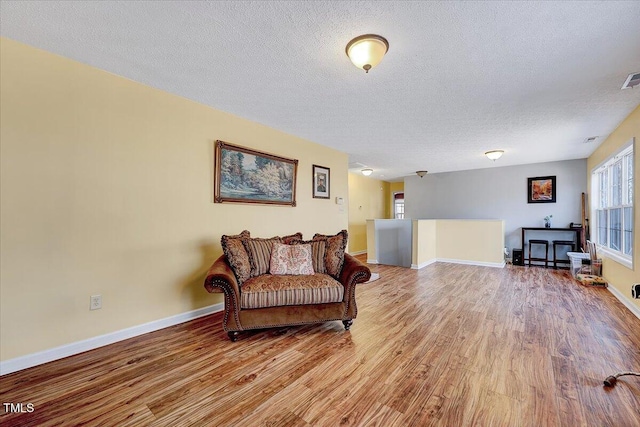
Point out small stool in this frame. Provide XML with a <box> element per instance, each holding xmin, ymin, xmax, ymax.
<box><xmin>528</xmin><ymin>239</ymin><xmax>549</xmax><ymax>268</ymax></box>
<box><xmin>553</xmin><ymin>240</ymin><xmax>576</xmax><ymax>269</ymax></box>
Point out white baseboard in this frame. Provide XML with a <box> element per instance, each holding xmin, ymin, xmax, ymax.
<box><xmin>607</xmin><ymin>286</ymin><xmax>640</xmax><ymax>319</ymax></box>
<box><xmin>348</xmin><ymin>250</ymin><xmax>367</xmax><ymax>256</ymax></box>
<box><xmin>366</xmin><ymin>259</ymin><xmax>379</xmax><ymax>264</ymax></box>
<box><xmin>411</xmin><ymin>258</ymin><xmax>504</xmax><ymax>269</ymax></box>
<box><xmin>436</xmin><ymin>258</ymin><xmax>506</xmax><ymax>268</ymax></box>
<box><xmin>0</xmin><ymin>303</ymin><xmax>223</xmax><ymax>376</ymax></box>
<box><xmin>411</xmin><ymin>259</ymin><xmax>436</xmax><ymax>269</ymax></box>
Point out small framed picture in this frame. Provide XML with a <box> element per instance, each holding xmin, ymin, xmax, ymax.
<box><xmin>527</xmin><ymin>176</ymin><xmax>556</xmax><ymax>203</ymax></box>
<box><xmin>312</xmin><ymin>165</ymin><xmax>330</xmax><ymax>199</ymax></box>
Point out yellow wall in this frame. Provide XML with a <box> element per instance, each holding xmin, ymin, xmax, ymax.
<box><xmin>385</xmin><ymin>181</ymin><xmax>404</xmax><ymax>219</ymax></box>
<box><xmin>390</xmin><ymin>182</ymin><xmax>405</xmax><ymax>194</ymax></box>
<box><xmin>389</xmin><ymin>181</ymin><xmax>404</xmax><ymax>218</ymax></box>
<box><xmin>348</xmin><ymin>173</ymin><xmax>389</xmax><ymax>253</ymax></box>
<box><xmin>0</xmin><ymin>38</ymin><xmax>349</xmax><ymax>361</ymax></box>
<box><xmin>587</xmin><ymin>105</ymin><xmax>640</xmax><ymax>311</ymax></box>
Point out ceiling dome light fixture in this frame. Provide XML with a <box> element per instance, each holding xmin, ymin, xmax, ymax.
<box><xmin>346</xmin><ymin>34</ymin><xmax>389</xmax><ymax>73</ymax></box>
<box><xmin>485</xmin><ymin>150</ymin><xmax>504</xmax><ymax>161</ymax></box>
<box><xmin>416</xmin><ymin>171</ymin><xmax>428</xmax><ymax>178</ymax></box>
<box><xmin>361</xmin><ymin>168</ymin><xmax>373</xmax><ymax>176</ymax></box>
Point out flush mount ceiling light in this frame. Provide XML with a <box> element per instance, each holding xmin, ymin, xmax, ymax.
<box><xmin>416</xmin><ymin>171</ymin><xmax>428</xmax><ymax>178</ymax></box>
<box><xmin>361</xmin><ymin>168</ymin><xmax>373</xmax><ymax>176</ymax></box>
<box><xmin>346</xmin><ymin>34</ymin><xmax>389</xmax><ymax>73</ymax></box>
<box><xmin>485</xmin><ymin>150</ymin><xmax>504</xmax><ymax>161</ymax></box>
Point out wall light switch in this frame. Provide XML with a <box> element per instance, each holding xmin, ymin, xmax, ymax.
<box><xmin>335</xmin><ymin>197</ymin><xmax>344</xmax><ymax>205</ymax></box>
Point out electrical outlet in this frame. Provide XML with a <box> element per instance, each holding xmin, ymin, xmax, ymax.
<box><xmin>632</xmin><ymin>284</ymin><xmax>640</xmax><ymax>299</ymax></box>
<box><xmin>90</xmin><ymin>295</ymin><xmax>102</xmax><ymax>310</ymax></box>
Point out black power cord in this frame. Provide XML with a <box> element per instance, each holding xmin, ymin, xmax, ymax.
<box><xmin>603</xmin><ymin>372</ymin><xmax>640</xmax><ymax>387</ymax></box>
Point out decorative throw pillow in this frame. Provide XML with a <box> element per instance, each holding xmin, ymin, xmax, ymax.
<box><xmin>243</xmin><ymin>236</ymin><xmax>283</xmax><ymax>277</ymax></box>
<box><xmin>270</xmin><ymin>243</ymin><xmax>315</xmax><ymax>275</ymax></box>
<box><xmin>281</xmin><ymin>232</ymin><xmax>303</xmax><ymax>245</ymax></box>
<box><xmin>313</xmin><ymin>230</ymin><xmax>348</xmax><ymax>279</ymax></box>
<box><xmin>221</xmin><ymin>230</ymin><xmax>251</xmax><ymax>285</ymax></box>
<box><xmin>290</xmin><ymin>239</ymin><xmax>326</xmax><ymax>274</ymax></box>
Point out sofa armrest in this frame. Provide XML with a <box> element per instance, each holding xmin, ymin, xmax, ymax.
<box><xmin>339</xmin><ymin>253</ymin><xmax>371</xmax><ymax>319</ymax></box>
<box><xmin>204</xmin><ymin>255</ymin><xmax>243</xmax><ymax>332</ymax></box>
<box><xmin>339</xmin><ymin>253</ymin><xmax>371</xmax><ymax>286</ymax></box>
<box><xmin>204</xmin><ymin>255</ymin><xmax>240</xmax><ymax>296</ymax></box>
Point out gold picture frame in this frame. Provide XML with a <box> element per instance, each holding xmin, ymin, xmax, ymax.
<box><xmin>214</xmin><ymin>140</ymin><xmax>298</xmax><ymax>206</ymax></box>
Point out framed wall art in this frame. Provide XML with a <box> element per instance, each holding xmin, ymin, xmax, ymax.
<box><xmin>312</xmin><ymin>164</ymin><xmax>330</xmax><ymax>199</ymax></box>
<box><xmin>527</xmin><ymin>176</ymin><xmax>556</xmax><ymax>203</ymax></box>
<box><xmin>214</xmin><ymin>140</ymin><xmax>298</xmax><ymax>206</ymax></box>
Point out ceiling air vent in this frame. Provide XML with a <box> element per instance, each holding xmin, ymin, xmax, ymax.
<box><xmin>621</xmin><ymin>72</ymin><xmax>640</xmax><ymax>89</ymax></box>
<box><xmin>583</xmin><ymin>136</ymin><xmax>598</xmax><ymax>144</ymax></box>
<box><xmin>349</xmin><ymin>161</ymin><xmax>367</xmax><ymax>169</ymax></box>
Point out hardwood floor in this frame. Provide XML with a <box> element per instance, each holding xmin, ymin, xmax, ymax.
<box><xmin>2</xmin><ymin>259</ymin><xmax>639</xmax><ymax>426</ymax></box>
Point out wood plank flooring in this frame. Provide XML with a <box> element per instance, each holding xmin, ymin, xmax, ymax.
<box><xmin>2</xmin><ymin>258</ymin><xmax>639</xmax><ymax>426</ymax></box>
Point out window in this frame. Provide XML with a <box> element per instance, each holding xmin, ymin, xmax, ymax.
<box><xmin>592</xmin><ymin>141</ymin><xmax>634</xmax><ymax>267</ymax></box>
<box><xmin>394</xmin><ymin>192</ymin><xmax>405</xmax><ymax>219</ymax></box>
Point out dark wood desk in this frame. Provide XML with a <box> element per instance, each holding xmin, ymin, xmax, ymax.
<box><xmin>521</xmin><ymin>227</ymin><xmax>582</xmax><ymax>267</ymax></box>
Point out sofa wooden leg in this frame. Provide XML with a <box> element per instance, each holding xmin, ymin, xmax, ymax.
<box><xmin>342</xmin><ymin>320</ymin><xmax>353</xmax><ymax>330</ymax></box>
<box><xmin>228</xmin><ymin>331</ymin><xmax>240</xmax><ymax>342</ymax></box>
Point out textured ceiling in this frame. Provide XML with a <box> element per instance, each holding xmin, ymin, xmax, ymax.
<box><xmin>2</xmin><ymin>1</ymin><xmax>639</xmax><ymax>180</ymax></box>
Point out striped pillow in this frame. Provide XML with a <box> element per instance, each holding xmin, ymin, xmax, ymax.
<box><xmin>313</xmin><ymin>230</ymin><xmax>348</xmax><ymax>279</ymax></box>
<box><xmin>243</xmin><ymin>236</ymin><xmax>282</xmax><ymax>277</ymax></box>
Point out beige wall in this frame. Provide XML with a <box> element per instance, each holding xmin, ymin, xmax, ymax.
<box><xmin>587</xmin><ymin>105</ymin><xmax>639</xmax><ymax>311</ymax></box>
<box><xmin>366</xmin><ymin>220</ymin><xmax>377</xmax><ymax>262</ymax></box>
<box><xmin>0</xmin><ymin>39</ymin><xmax>349</xmax><ymax>361</ymax></box>
<box><xmin>436</xmin><ymin>220</ymin><xmax>505</xmax><ymax>265</ymax></box>
<box><xmin>412</xmin><ymin>220</ymin><xmax>436</xmax><ymax>267</ymax></box>
<box><xmin>348</xmin><ymin>173</ymin><xmax>389</xmax><ymax>253</ymax></box>
<box><xmin>367</xmin><ymin>219</ymin><xmax>504</xmax><ymax>268</ymax></box>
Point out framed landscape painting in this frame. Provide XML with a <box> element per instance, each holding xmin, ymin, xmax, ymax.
<box><xmin>527</xmin><ymin>176</ymin><xmax>556</xmax><ymax>203</ymax></box>
<box><xmin>214</xmin><ymin>141</ymin><xmax>298</xmax><ymax>206</ymax></box>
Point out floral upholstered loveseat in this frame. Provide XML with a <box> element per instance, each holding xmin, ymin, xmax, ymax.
<box><xmin>204</xmin><ymin>230</ymin><xmax>371</xmax><ymax>341</ymax></box>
